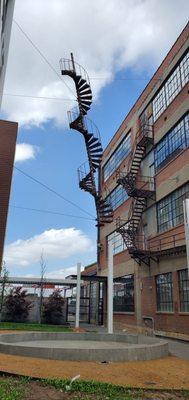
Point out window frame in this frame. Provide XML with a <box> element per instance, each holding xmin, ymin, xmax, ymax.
<box><xmin>105</xmin><ymin>184</ymin><xmax>129</xmax><ymax>211</ymax></box>
<box><xmin>156</xmin><ymin>272</ymin><xmax>173</xmax><ymax>313</ymax></box>
<box><xmin>178</xmin><ymin>269</ymin><xmax>189</xmax><ymax>313</ymax></box>
<box><xmin>157</xmin><ymin>183</ymin><xmax>189</xmax><ymax>233</ymax></box>
<box><xmin>152</xmin><ymin>50</ymin><xmax>189</xmax><ymax>122</ymax></box>
<box><xmin>113</xmin><ymin>275</ymin><xmax>135</xmax><ymax>313</ymax></box>
<box><xmin>103</xmin><ymin>132</ymin><xmax>131</xmax><ymax>182</ymax></box>
<box><xmin>154</xmin><ymin>113</ymin><xmax>189</xmax><ymax>172</ymax></box>
<box><xmin>107</xmin><ymin>229</ymin><xmax>127</xmax><ymax>256</ymax></box>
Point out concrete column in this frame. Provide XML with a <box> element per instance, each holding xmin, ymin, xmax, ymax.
<box><xmin>183</xmin><ymin>199</ymin><xmax>189</xmax><ymax>276</ymax></box>
<box><xmin>75</xmin><ymin>262</ymin><xmax>81</xmax><ymax>328</ymax></box>
<box><xmin>135</xmin><ymin>263</ymin><xmax>142</xmax><ymax>326</ymax></box>
<box><xmin>108</xmin><ymin>241</ymin><xmax>113</xmax><ymax>334</ymax></box>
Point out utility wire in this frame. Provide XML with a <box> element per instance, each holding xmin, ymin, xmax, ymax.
<box><xmin>14</xmin><ymin>165</ymin><xmax>95</xmax><ymax>219</ymax></box>
<box><xmin>3</xmin><ymin>93</ymin><xmax>76</xmax><ymax>102</ymax></box>
<box><xmin>10</xmin><ymin>205</ymin><xmax>95</xmax><ymax>221</ymax></box>
<box><xmin>13</xmin><ymin>19</ymin><xmax>77</xmax><ymax>100</ymax></box>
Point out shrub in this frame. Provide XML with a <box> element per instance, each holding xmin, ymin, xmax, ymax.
<box><xmin>43</xmin><ymin>289</ymin><xmax>65</xmax><ymax>325</ymax></box>
<box><xmin>4</xmin><ymin>286</ymin><xmax>32</xmax><ymax>323</ymax></box>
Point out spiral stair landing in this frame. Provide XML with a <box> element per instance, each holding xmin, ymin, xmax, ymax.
<box><xmin>60</xmin><ymin>54</ymin><xmax>113</xmax><ymax>227</ymax></box>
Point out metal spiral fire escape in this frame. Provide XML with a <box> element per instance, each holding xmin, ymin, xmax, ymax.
<box><xmin>116</xmin><ymin>122</ymin><xmax>156</xmax><ymax>266</ymax></box>
<box><xmin>60</xmin><ymin>54</ymin><xmax>113</xmax><ymax>227</ymax></box>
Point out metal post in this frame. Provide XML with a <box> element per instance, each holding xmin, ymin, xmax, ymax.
<box><xmin>108</xmin><ymin>241</ymin><xmax>113</xmax><ymax>334</ymax></box>
<box><xmin>183</xmin><ymin>199</ymin><xmax>189</xmax><ymax>276</ymax></box>
<box><xmin>75</xmin><ymin>262</ymin><xmax>81</xmax><ymax>328</ymax></box>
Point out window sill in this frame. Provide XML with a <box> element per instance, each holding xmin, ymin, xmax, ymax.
<box><xmin>113</xmin><ymin>312</ymin><xmax>135</xmax><ymax>315</ymax></box>
<box><xmin>178</xmin><ymin>312</ymin><xmax>189</xmax><ymax>315</ymax></box>
<box><xmin>156</xmin><ymin>311</ymin><xmax>174</xmax><ymax>315</ymax></box>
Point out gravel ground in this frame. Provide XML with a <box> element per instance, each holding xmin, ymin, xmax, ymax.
<box><xmin>0</xmin><ymin>353</ymin><xmax>188</xmax><ymax>390</ymax></box>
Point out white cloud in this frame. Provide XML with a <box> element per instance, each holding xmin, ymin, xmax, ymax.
<box><xmin>4</xmin><ymin>227</ymin><xmax>94</xmax><ymax>267</ymax></box>
<box><xmin>46</xmin><ymin>265</ymin><xmax>83</xmax><ymax>279</ymax></box>
<box><xmin>15</xmin><ymin>143</ymin><xmax>38</xmax><ymax>163</ymax></box>
<box><xmin>1</xmin><ymin>0</ymin><xmax>188</xmax><ymax>127</ymax></box>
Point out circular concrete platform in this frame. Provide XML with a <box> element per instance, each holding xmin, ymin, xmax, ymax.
<box><xmin>0</xmin><ymin>332</ymin><xmax>168</xmax><ymax>362</ymax></box>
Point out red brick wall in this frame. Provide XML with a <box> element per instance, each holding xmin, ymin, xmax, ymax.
<box><xmin>0</xmin><ymin>120</ymin><xmax>18</xmax><ymax>267</ymax></box>
<box><xmin>141</xmin><ymin>270</ymin><xmax>189</xmax><ymax>335</ymax></box>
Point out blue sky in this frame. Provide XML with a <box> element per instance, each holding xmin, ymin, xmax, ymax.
<box><xmin>1</xmin><ymin>0</ymin><xmax>188</xmax><ymax>278</ymax></box>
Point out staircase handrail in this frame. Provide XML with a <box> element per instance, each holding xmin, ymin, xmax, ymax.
<box><xmin>60</xmin><ymin>57</ymin><xmax>90</xmax><ymax>84</ymax></box>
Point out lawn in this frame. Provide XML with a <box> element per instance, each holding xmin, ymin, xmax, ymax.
<box><xmin>0</xmin><ymin>322</ymin><xmax>71</xmax><ymax>332</ymax></box>
<box><xmin>0</xmin><ymin>376</ymin><xmax>188</xmax><ymax>400</ymax></box>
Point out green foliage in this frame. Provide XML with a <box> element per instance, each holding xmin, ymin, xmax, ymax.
<box><xmin>0</xmin><ymin>377</ymin><xmax>26</xmax><ymax>400</ymax></box>
<box><xmin>43</xmin><ymin>288</ymin><xmax>65</xmax><ymax>324</ymax></box>
<box><xmin>0</xmin><ymin>322</ymin><xmax>71</xmax><ymax>331</ymax></box>
<box><xmin>41</xmin><ymin>378</ymin><xmax>138</xmax><ymax>399</ymax></box>
<box><xmin>3</xmin><ymin>287</ymin><xmax>32</xmax><ymax>323</ymax></box>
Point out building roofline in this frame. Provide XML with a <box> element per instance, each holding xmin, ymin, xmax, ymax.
<box><xmin>103</xmin><ymin>22</ymin><xmax>189</xmax><ymax>157</ymax></box>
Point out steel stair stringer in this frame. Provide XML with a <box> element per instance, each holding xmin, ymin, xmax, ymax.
<box><xmin>60</xmin><ymin>54</ymin><xmax>113</xmax><ymax>227</ymax></box>
<box><xmin>116</xmin><ymin>123</ymin><xmax>154</xmax><ymax>265</ymax></box>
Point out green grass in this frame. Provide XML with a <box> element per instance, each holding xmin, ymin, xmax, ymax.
<box><xmin>0</xmin><ymin>376</ymin><xmax>188</xmax><ymax>400</ymax></box>
<box><xmin>0</xmin><ymin>377</ymin><xmax>26</xmax><ymax>400</ymax></box>
<box><xmin>0</xmin><ymin>322</ymin><xmax>71</xmax><ymax>332</ymax></box>
<box><xmin>42</xmin><ymin>378</ymin><xmax>137</xmax><ymax>399</ymax></box>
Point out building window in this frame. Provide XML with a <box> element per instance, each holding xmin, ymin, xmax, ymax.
<box><xmin>178</xmin><ymin>269</ymin><xmax>189</xmax><ymax>312</ymax></box>
<box><xmin>156</xmin><ymin>273</ymin><xmax>173</xmax><ymax>312</ymax></box>
<box><xmin>157</xmin><ymin>183</ymin><xmax>189</xmax><ymax>233</ymax></box>
<box><xmin>154</xmin><ymin>113</ymin><xmax>189</xmax><ymax>171</ymax></box>
<box><xmin>107</xmin><ymin>230</ymin><xmax>126</xmax><ymax>255</ymax></box>
<box><xmin>165</xmin><ymin>65</ymin><xmax>182</xmax><ymax>106</ymax></box>
<box><xmin>113</xmin><ymin>275</ymin><xmax>134</xmax><ymax>312</ymax></box>
<box><xmin>105</xmin><ymin>185</ymin><xmax>129</xmax><ymax>211</ymax></box>
<box><xmin>153</xmin><ymin>50</ymin><xmax>189</xmax><ymax>122</ymax></box>
<box><xmin>103</xmin><ymin>132</ymin><xmax>131</xmax><ymax>181</ymax></box>
<box><xmin>180</xmin><ymin>51</ymin><xmax>189</xmax><ymax>86</ymax></box>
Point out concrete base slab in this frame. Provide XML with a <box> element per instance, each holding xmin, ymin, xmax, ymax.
<box><xmin>0</xmin><ymin>332</ymin><xmax>168</xmax><ymax>362</ymax></box>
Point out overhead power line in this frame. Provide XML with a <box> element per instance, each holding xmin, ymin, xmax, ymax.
<box><xmin>10</xmin><ymin>205</ymin><xmax>95</xmax><ymax>221</ymax></box>
<box><xmin>3</xmin><ymin>93</ymin><xmax>76</xmax><ymax>102</ymax></box>
<box><xmin>14</xmin><ymin>165</ymin><xmax>95</xmax><ymax>219</ymax></box>
<box><xmin>13</xmin><ymin>19</ymin><xmax>77</xmax><ymax>100</ymax></box>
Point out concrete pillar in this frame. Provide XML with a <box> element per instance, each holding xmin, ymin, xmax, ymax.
<box><xmin>107</xmin><ymin>241</ymin><xmax>113</xmax><ymax>334</ymax></box>
<box><xmin>183</xmin><ymin>199</ymin><xmax>189</xmax><ymax>276</ymax></box>
<box><xmin>75</xmin><ymin>262</ymin><xmax>81</xmax><ymax>328</ymax></box>
<box><xmin>135</xmin><ymin>263</ymin><xmax>142</xmax><ymax>326</ymax></box>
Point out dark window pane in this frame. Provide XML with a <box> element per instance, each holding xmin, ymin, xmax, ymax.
<box><xmin>156</xmin><ymin>273</ymin><xmax>173</xmax><ymax>312</ymax></box>
<box><xmin>113</xmin><ymin>275</ymin><xmax>134</xmax><ymax>312</ymax></box>
<box><xmin>103</xmin><ymin>133</ymin><xmax>131</xmax><ymax>181</ymax></box>
<box><xmin>105</xmin><ymin>184</ymin><xmax>129</xmax><ymax>210</ymax></box>
<box><xmin>155</xmin><ymin>113</ymin><xmax>189</xmax><ymax>171</ymax></box>
<box><xmin>178</xmin><ymin>269</ymin><xmax>189</xmax><ymax>312</ymax></box>
<box><xmin>157</xmin><ymin>183</ymin><xmax>189</xmax><ymax>233</ymax></box>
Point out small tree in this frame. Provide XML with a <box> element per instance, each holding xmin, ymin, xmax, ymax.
<box><xmin>4</xmin><ymin>286</ymin><xmax>32</xmax><ymax>323</ymax></box>
<box><xmin>43</xmin><ymin>289</ymin><xmax>65</xmax><ymax>325</ymax></box>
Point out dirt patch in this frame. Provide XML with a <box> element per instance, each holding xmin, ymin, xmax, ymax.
<box><xmin>0</xmin><ymin>353</ymin><xmax>188</xmax><ymax>390</ymax></box>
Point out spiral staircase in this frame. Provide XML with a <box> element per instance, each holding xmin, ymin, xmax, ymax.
<box><xmin>116</xmin><ymin>123</ymin><xmax>156</xmax><ymax>266</ymax></box>
<box><xmin>60</xmin><ymin>54</ymin><xmax>113</xmax><ymax>227</ymax></box>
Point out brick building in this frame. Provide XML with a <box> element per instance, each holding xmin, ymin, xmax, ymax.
<box><xmin>98</xmin><ymin>23</ymin><xmax>189</xmax><ymax>335</ymax></box>
<box><xmin>0</xmin><ymin>120</ymin><xmax>17</xmax><ymax>268</ymax></box>
<box><xmin>0</xmin><ymin>1</ymin><xmax>17</xmax><ymax>268</ymax></box>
